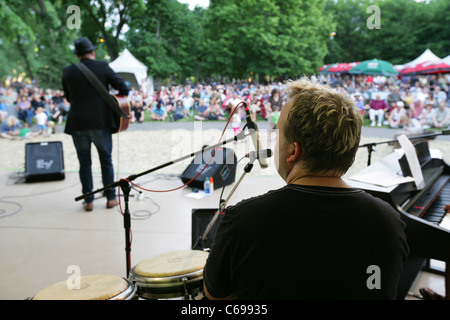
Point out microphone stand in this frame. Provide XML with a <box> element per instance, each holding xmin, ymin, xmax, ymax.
<box><xmin>192</xmin><ymin>153</ymin><xmax>264</xmax><ymax>251</ymax></box>
<box><xmin>75</xmin><ymin>130</ymin><xmax>250</xmax><ymax>278</ymax></box>
<box><xmin>359</xmin><ymin>130</ymin><xmax>449</xmax><ymax>166</ymax></box>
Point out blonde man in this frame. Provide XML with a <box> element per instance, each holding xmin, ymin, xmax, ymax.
<box><xmin>203</xmin><ymin>79</ymin><xmax>409</xmax><ymax>300</ymax></box>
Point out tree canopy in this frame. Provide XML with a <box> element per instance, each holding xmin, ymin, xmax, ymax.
<box><xmin>0</xmin><ymin>0</ymin><xmax>448</xmax><ymax>88</ymax></box>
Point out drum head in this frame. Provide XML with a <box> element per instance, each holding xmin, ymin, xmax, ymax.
<box><xmin>133</xmin><ymin>250</ymin><xmax>209</xmax><ymax>278</ymax></box>
<box><xmin>33</xmin><ymin>274</ymin><xmax>130</xmax><ymax>300</ymax></box>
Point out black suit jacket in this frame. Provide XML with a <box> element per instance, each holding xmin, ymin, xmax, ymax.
<box><xmin>62</xmin><ymin>58</ymin><xmax>129</xmax><ymax>134</ymax></box>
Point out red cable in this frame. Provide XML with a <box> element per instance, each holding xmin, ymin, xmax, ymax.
<box><xmin>117</xmin><ymin>101</ymin><xmax>245</xmax><ymax>214</ymax></box>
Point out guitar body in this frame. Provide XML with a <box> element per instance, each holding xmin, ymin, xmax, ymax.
<box><xmin>112</xmin><ymin>95</ymin><xmax>131</xmax><ymax>133</ymax></box>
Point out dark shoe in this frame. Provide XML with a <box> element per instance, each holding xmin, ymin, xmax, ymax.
<box><xmin>83</xmin><ymin>202</ymin><xmax>93</xmax><ymax>212</ymax></box>
<box><xmin>106</xmin><ymin>198</ymin><xmax>118</xmax><ymax>209</ymax></box>
<box><xmin>420</xmin><ymin>288</ymin><xmax>445</xmax><ymax>300</ymax></box>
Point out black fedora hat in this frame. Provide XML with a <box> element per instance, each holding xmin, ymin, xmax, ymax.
<box><xmin>72</xmin><ymin>37</ymin><xmax>97</xmax><ymax>55</ymax></box>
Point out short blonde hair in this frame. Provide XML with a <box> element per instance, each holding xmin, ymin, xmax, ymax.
<box><xmin>284</xmin><ymin>79</ymin><xmax>362</xmax><ymax>175</ymax></box>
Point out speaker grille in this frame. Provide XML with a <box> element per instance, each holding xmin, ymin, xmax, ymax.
<box><xmin>25</xmin><ymin>142</ymin><xmax>65</xmax><ymax>183</ymax></box>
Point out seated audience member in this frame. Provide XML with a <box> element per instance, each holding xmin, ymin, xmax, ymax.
<box><xmin>17</xmin><ymin>95</ymin><xmax>33</xmax><ymax>126</ymax></box>
<box><xmin>401</xmin><ymin>89</ymin><xmax>415</xmax><ymax>110</ymax></box>
<box><xmin>1</xmin><ymin>116</ymin><xmax>23</xmax><ymax>139</ymax></box>
<box><xmin>409</xmin><ymin>99</ymin><xmax>425</xmax><ymax>120</ymax></box>
<box><xmin>400</xmin><ymin>115</ymin><xmax>424</xmax><ymax>134</ymax></box>
<box><xmin>173</xmin><ymin>99</ymin><xmax>187</xmax><ymax>121</ymax></box>
<box><xmin>352</xmin><ymin>93</ymin><xmax>365</xmax><ymax>115</ymax></box>
<box><xmin>432</xmin><ymin>100</ymin><xmax>450</xmax><ymax>129</ymax></box>
<box><xmin>388</xmin><ymin>101</ymin><xmax>407</xmax><ymax>128</ymax></box>
<box><xmin>130</xmin><ymin>89</ymin><xmax>144</xmax><ymax>123</ymax></box>
<box><xmin>203</xmin><ymin>79</ymin><xmax>409</xmax><ymax>300</ymax></box>
<box><xmin>194</xmin><ymin>99</ymin><xmax>209</xmax><ymax>121</ymax></box>
<box><xmin>151</xmin><ymin>102</ymin><xmax>167</xmax><ymax>121</ymax></box>
<box><xmin>369</xmin><ymin>95</ymin><xmax>389</xmax><ymax>127</ymax></box>
<box><xmin>420</xmin><ymin>104</ymin><xmax>435</xmax><ymax>129</ymax></box>
<box><xmin>207</xmin><ymin>95</ymin><xmax>226</xmax><ymax>121</ymax></box>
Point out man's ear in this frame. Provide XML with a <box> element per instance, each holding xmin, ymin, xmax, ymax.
<box><xmin>286</xmin><ymin>141</ymin><xmax>302</xmax><ymax>163</ymax></box>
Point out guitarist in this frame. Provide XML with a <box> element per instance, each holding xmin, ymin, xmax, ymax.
<box><xmin>62</xmin><ymin>37</ymin><xmax>129</xmax><ymax>212</ymax></box>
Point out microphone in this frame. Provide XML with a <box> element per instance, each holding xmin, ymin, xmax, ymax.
<box><xmin>243</xmin><ymin>103</ymin><xmax>269</xmax><ymax>169</ymax></box>
<box><xmin>245</xmin><ymin>149</ymin><xmax>272</xmax><ymax>161</ymax></box>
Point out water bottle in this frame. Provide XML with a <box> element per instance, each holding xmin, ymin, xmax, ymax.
<box><xmin>209</xmin><ymin>177</ymin><xmax>214</xmax><ymax>193</ymax></box>
<box><xmin>204</xmin><ymin>177</ymin><xmax>211</xmax><ymax>195</ymax></box>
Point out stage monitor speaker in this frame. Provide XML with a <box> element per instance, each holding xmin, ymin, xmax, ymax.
<box><xmin>191</xmin><ymin>208</ymin><xmax>224</xmax><ymax>250</ymax></box>
<box><xmin>25</xmin><ymin>141</ymin><xmax>65</xmax><ymax>183</ymax></box>
<box><xmin>180</xmin><ymin>147</ymin><xmax>236</xmax><ymax>190</ymax></box>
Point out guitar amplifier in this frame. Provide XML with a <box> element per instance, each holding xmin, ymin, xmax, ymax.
<box><xmin>25</xmin><ymin>141</ymin><xmax>65</xmax><ymax>183</ymax></box>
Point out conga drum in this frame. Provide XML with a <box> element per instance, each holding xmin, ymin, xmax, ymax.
<box><xmin>129</xmin><ymin>250</ymin><xmax>209</xmax><ymax>300</ymax></box>
<box><xmin>32</xmin><ymin>274</ymin><xmax>135</xmax><ymax>300</ymax></box>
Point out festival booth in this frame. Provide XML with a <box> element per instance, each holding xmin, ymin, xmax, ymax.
<box><xmin>109</xmin><ymin>49</ymin><xmax>154</xmax><ymax>94</ymax></box>
<box><xmin>400</xmin><ymin>49</ymin><xmax>443</xmax><ymax>70</ymax></box>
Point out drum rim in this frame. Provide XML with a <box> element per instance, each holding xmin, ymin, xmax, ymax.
<box><xmin>110</xmin><ymin>278</ymin><xmax>136</xmax><ymax>300</ymax></box>
<box><xmin>129</xmin><ymin>269</ymin><xmax>204</xmax><ymax>286</ymax></box>
<box><xmin>31</xmin><ymin>275</ymin><xmax>135</xmax><ymax>300</ymax></box>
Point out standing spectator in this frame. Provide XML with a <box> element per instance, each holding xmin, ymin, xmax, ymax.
<box><xmin>0</xmin><ymin>98</ymin><xmax>7</xmax><ymax>123</ymax></box>
<box><xmin>2</xmin><ymin>88</ymin><xmax>17</xmax><ymax>116</ymax></box>
<box><xmin>34</xmin><ymin>106</ymin><xmax>48</xmax><ymax>135</ymax></box>
<box><xmin>369</xmin><ymin>95</ymin><xmax>389</xmax><ymax>127</ymax></box>
<box><xmin>432</xmin><ymin>100</ymin><xmax>450</xmax><ymax>129</ymax></box>
<box><xmin>265</xmin><ymin>88</ymin><xmax>283</xmax><ymax>120</ymax></box>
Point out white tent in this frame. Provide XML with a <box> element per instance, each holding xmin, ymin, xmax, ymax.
<box><xmin>402</xmin><ymin>49</ymin><xmax>443</xmax><ymax>68</ymax></box>
<box><xmin>443</xmin><ymin>55</ymin><xmax>450</xmax><ymax>64</ymax></box>
<box><xmin>109</xmin><ymin>49</ymin><xmax>153</xmax><ymax>94</ymax></box>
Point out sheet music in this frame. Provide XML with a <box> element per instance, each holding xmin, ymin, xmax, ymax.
<box><xmin>397</xmin><ymin>134</ymin><xmax>425</xmax><ymax>190</ymax></box>
<box><xmin>348</xmin><ymin>170</ymin><xmax>415</xmax><ymax>188</ymax></box>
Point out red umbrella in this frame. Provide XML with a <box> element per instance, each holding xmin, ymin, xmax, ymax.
<box><xmin>400</xmin><ymin>60</ymin><xmax>450</xmax><ymax>75</ymax></box>
<box><xmin>326</xmin><ymin>62</ymin><xmax>360</xmax><ymax>73</ymax></box>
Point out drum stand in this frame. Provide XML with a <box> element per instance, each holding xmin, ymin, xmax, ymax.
<box><xmin>75</xmin><ymin>130</ymin><xmax>251</xmax><ymax>278</ymax></box>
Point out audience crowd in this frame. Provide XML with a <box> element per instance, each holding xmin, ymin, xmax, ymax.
<box><xmin>1</xmin><ymin>72</ymin><xmax>450</xmax><ymax>140</ymax></box>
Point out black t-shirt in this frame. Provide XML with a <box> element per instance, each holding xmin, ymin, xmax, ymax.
<box><xmin>203</xmin><ymin>184</ymin><xmax>409</xmax><ymax>300</ymax></box>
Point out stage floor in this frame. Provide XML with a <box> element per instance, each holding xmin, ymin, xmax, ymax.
<box><xmin>0</xmin><ymin>169</ymin><xmax>445</xmax><ymax>300</ymax></box>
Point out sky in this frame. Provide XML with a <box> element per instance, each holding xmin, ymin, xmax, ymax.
<box><xmin>177</xmin><ymin>0</ymin><xmax>209</xmax><ymax>10</ymax></box>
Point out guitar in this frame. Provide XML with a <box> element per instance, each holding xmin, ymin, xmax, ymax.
<box><xmin>111</xmin><ymin>95</ymin><xmax>131</xmax><ymax>133</ymax></box>
<box><xmin>74</xmin><ymin>63</ymin><xmax>131</xmax><ymax>133</ymax></box>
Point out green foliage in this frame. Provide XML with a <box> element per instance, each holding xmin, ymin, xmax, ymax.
<box><xmin>0</xmin><ymin>0</ymin><xmax>448</xmax><ymax>88</ymax></box>
<box><xmin>323</xmin><ymin>0</ymin><xmax>450</xmax><ymax>65</ymax></box>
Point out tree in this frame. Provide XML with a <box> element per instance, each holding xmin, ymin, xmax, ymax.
<box><xmin>202</xmin><ymin>0</ymin><xmax>332</xmax><ymax>82</ymax></box>
<box><xmin>125</xmin><ymin>0</ymin><xmax>202</xmax><ymax>84</ymax></box>
<box><xmin>0</xmin><ymin>0</ymin><xmax>78</xmax><ymax>88</ymax></box>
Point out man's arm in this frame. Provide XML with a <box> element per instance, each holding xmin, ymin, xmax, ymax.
<box><xmin>104</xmin><ymin>63</ymin><xmax>129</xmax><ymax>96</ymax></box>
<box><xmin>203</xmin><ymin>283</ymin><xmax>236</xmax><ymax>300</ymax></box>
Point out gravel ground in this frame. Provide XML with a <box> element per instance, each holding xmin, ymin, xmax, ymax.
<box><xmin>1</xmin><ymin>122</ymin><xmax>449</xmax><ymax>181</ymax></box>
